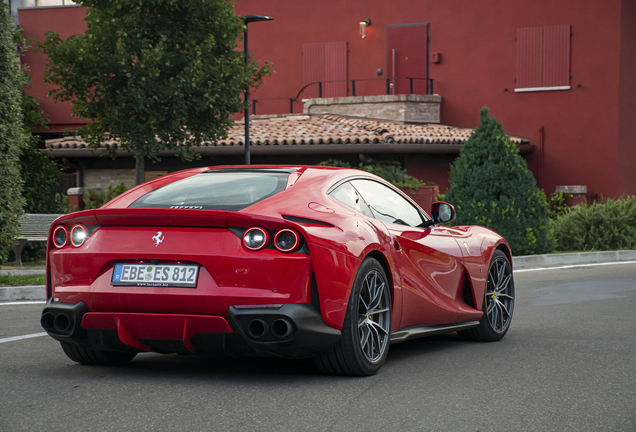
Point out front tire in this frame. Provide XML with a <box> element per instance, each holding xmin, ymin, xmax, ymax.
<box><xmin>313</xmin><ymin>257</ymin><xmax>392</xmax><ymax>376</ymax></box>
<box><xmin>61</xmin><ymin>342</ymin><xmax>137</xmax><ymax>366</ymax></box>
<box><xmin>458</xmin><ymin>249</ymin><xmax>515</xmax><ymax>342</ymax></box>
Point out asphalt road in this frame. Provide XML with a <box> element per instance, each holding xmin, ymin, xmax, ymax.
<box><xmin>1</xmin><ymin>263</ymin><xmax>635</xmax><ymax>432</ymax></box>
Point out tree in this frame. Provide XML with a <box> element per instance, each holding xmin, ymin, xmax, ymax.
<box><xmin>19</xmin><ymin>92</ymin><xmax>69</xmax><ymax>214</ymax></box>
<box><xmin>444</xmin><ymin>107</ymin><xmax>554</xmax><ymax>255</ymax></box>
<box><xmin>0</xmin><ymin>7</ymin><xmax>26</xmax><ymax>263</ymax></box>
<box><xmin>317</xmin><ymin>159</ymin><xmax>425</xmax><ymax>192</ymax></box>
<box><xmin>39</xmin><ymin>0</ymin><xmax>271</xmax><ymax>184</ymax></box>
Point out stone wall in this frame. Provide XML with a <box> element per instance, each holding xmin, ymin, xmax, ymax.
<box><xmin>84</xmin><ymin>169</ymin><xmax>136</xmax><ymax>190</ymax></box>
<box><xmin>303</xmin><ymin>94</ymin><xmax>441</xmax><ymax>124</ymax></box>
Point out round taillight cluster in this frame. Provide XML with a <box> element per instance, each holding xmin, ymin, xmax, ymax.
<box><xmin>52</xmin><ymin>226</ymin><xmax>68</xmax><ymax>248</ymax></box>
<box><xmin>242</xmin><ymin>227</ymin><xmax>301</xmax><ymax>253</ymax></box>
<box><xmin>70</xmin><ymin>224</ymin><xmax>88</xmax><ymax>247</ymax></box>
<box><xmin>274</xmin><ymin>229</ymin><xmax>299</xmax><ymax>252</ymax></box>
<box><xmin>243</xmin><ymin>227</ymin><xmax>269</xmax><ymax>251</ymax></box>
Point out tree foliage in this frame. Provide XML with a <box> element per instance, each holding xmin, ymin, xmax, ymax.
<box><xmin>546</xmin><ymin>191</ymin><xmax>572</xmax><ymax>220</ymax></box>
<box><xmin>318</xmin><ymin>159</ymin><xmax>426</xmax><ymax>191</ymax></box>
<box><xmin>83</xmin><ymin>183</ymin><xmax>128</xmax><ymax>210</ymax></box>
<box><xmin>38</xmin><ymin>0</ymin><xmax>271</xmax><ymax>165</ymax></box>
<box><xmin>552</xmin><ymin>196</ymin><xmax>636</xmax><ymax>251</ymax></box>
<box><xmin>19</xmin><ymin>92</ymin><xmax>70</xmax><ymax>214</ymax></box>
<box><xmin>444</xmin><ymin>107</ymin><xmax>554</xmax><ymax>255</ymax></box>
<box><xmin>0</xmin><ymin>10</ymin><xmax>26</xmax><ymax>263</ymax></box>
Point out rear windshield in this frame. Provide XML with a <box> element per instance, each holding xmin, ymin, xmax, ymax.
<box><xmin>128</xmin><ymin>171</ymin><xmax>291</xmax><ymax>211</ymax></box>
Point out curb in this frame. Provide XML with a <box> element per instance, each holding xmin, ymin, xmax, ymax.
<box><xmin>0</xmin><ymin>285</ymin><xmax>46</xmax><ymax>302</ymax></box>
<box><xmin>2</xmin><ymin>251</ymin><xmax>636</xmax><ymax>302</ymax></box>
<box><xmin>0</xmin><ymin>269</ymin><xmax>46</xmax><ymax>276</ymax></box>
<box><xmin>512</xmin><ymin>250</ymin><xmax>636</xmax><ymax>269</ymax></box>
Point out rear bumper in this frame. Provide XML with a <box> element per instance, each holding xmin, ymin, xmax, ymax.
<box><xmin>41</xmin><ymin>300</ymin><xmax>340</xmax><ymax>358</ymax></box>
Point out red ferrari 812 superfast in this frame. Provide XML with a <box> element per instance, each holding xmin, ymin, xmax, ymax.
<box><xmin>41</xmin><ymin>166</ymin><xmax>515</xmax><ymax>376</ymax></box>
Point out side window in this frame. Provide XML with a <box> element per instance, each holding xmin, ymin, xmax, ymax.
<box><xmin>329</xmin><ymin>182</ymin><xmax>374</xmax><ymax>217</ymax></box>
<box><xmin>350</xmin><ymin>179</ymin><xmax>424</xmax><ymax>227</ymax></box>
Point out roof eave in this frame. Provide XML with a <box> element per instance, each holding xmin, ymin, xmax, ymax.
<box><xmin>47</xmin><ymin>143</ymin><xmax>534</xmax><ymax>158</ymax></box>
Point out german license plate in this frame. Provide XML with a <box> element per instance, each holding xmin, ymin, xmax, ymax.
<box><xmin>111</xmin><ymin>263</ymin><xmax>199</xmax><ymax>288</ymax></box>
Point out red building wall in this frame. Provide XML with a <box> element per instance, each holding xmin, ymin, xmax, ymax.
<box><xmin>618</xmin><ymin>0</ymin><xmax>636</xmax><ymax>196</ymax></box>
<box><xmin>234</xmin><ymin>0</ymin><xmax>626</xmax><ymax>198</ymax></box>
<box><xmin>19</xmin><ymin>1</ymin><xmax>634</xmax><ymax>198</ymax></box>
<box><xmin>19</xmin><ymin>6</ymin><xmax>88</xmax><ymax>133</ymax></box>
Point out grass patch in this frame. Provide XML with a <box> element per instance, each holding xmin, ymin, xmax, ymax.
<box><xmin>0</xmin><ymin>274</ymin><xmax>46</xmax><ymax>287</ymax></box>
<box><xmin>0</xmin><ymin>262</ymin><xmax>46</xmax><ymax>271</ymax></box>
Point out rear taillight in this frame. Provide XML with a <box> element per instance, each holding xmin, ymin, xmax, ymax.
<box><xmin>274</xmin><ymin>229</ymin><xmax>300</xmax><ymax>252</ymax></box>
<box><xmin>52</xmin><ymin>226</ymin><xmax>68</xmax><ymax>248</ymax></box>
<box><xmin>243</xmin><ymin>227</ymin><xmax>269</xmax><ymax>251</ymax></box>
<box><xmin>70</xmin><ymin>224</ymin><xmax>87</xmax><ymax>247</ymax></box>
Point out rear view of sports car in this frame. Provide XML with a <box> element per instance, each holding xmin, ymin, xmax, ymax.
<box><xmin>41</xmin><ymin>166</ymin><xmax>515</xmax><ymax>376</ymax></box>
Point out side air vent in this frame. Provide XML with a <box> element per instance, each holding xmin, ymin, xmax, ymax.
<box><xmin>461</xmin><ymin>273</ymin><xmax>476</xmax><ymax>309</ymax></box>
<box><xmin>310</xmin><ymin>273</ymin><xmax>321</xmax><ymax>312</ymax></box>
<box><xmin>282</xmin><ymin>215</ymin><xmax>334</xmax><ymax>227</ymax></box>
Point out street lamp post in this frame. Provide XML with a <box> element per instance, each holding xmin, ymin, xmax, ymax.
<box><xmin>243</xmin><ymin>15</ymin><xmax>273</xmax><ymax>165</ymax></box>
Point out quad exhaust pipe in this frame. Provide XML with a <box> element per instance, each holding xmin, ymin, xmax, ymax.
<box><xmin>41</xmin><ymin>312</ymin><xmax>74</xmax><ymax>333</ymax></box>
<box><xmin>246</xmin><ymin>318</ymin><xmax>294</xmax><ymax>340</ymax></box>
<box><xmin>247</xmin><ymin>319</ymin><xmax>269</xmax><ymax>339</ymax></box>
<box><xmin>272</xmin><ymin>319</ymin><xmax>293</xmax><ymax>338</ymax></box>
<box><xmin>40</xmin><ymin>312</ymin><xmax>55</xmax><ymax>331</ymax></box>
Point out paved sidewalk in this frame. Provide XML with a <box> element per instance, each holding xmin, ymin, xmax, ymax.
<box><xmin>0</xmin><ymin>285</ymin><xmax>46</xmax><ymax>302</ymax></box>
<box><xmin>512</xmin><ymin>250</ymin><xmax>636</xmax><ymax>269</ymax></box>
<box><xmin>2</xmin><ymin>250</ymin><xmax>636</xmax><ymax>302</ymax></box>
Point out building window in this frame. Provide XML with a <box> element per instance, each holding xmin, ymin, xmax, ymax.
<box><xmin>302</xmin><ymin>41</ymin><xmax>347</xmax><ymax>99</ymax></box>
<box><xmin>515</xmin><ymin>25</ymin><xmax>571</xmax><ymax>92</ymax></box>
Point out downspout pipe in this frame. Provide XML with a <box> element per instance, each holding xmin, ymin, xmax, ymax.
<box><xmin>62</xmin><ymin>158</ymin><xmax>84</xmax><ymax>188</ymax></box>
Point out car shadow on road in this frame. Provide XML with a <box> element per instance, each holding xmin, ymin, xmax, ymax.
<box><xmin>88</xmin><ymin>333</ymin><xmax>468</xmax><ymax>381</ymax></box>
<box><xmin>384</xmin><ymin>333</ymin><xmax>467</xmax><ymax>366</ymax></box>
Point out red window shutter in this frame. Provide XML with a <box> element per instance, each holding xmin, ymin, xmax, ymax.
<box><xmin>516</xmin><ymin>27</ymin><xmax>543</xmax><ymax>89</ymax></box>
<box><xmin>324</xmin><ymin>41</ymin><xmax>347</xmax><ymax>98</ymax></box>
<box><xmin>302</xmin><ymin>43</ymin><xmax>325</xmax><ymax>98</ymax></box>
<box><xmin>543</xmin><ymin>24</ymin><xmax>570</xmax><ymax>87</ymax></box>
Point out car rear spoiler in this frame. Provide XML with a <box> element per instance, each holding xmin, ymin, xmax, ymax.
<box><xmin>94</xmin><ymin>208</ymin><xmax>228</xmax><ymax>227</ymax></box>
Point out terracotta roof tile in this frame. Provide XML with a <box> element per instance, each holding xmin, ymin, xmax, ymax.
<box><xmin>44</xmin><ymin>114</ymin><xmax>528</xmax><ymax>149</ymax></box>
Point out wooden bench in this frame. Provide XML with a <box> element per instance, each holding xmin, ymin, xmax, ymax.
<box><xmin>14</xmin><ymin>214</ymin><xmax>64</xmax><ymax>267</ymax></box>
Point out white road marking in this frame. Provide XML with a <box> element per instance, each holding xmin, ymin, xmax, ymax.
<box><xmin>0</xmin><ymin>301</ymin><xmax>46</xmax><ymax>306</ymax></box>
<box><xmin>0</xmin><ymin>332</ymin><xmax>47</xmax><ymax>344</ymax></box>
<box><xmin>515</xmin><ymin>260</ymin><xmax>636</xmax><ymax>273</ymax></box>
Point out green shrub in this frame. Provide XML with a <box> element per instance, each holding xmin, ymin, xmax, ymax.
<box><xmin>444</xmin><ymin>107</ymin><xmax>554</xmax><ymax>255</ymax></box>
<box><xmin>0</xmin><ymin>273</ymin><xmax>46</xmax><ymax>287</ymax></box>
<box><xmin>552</xmin><ymin>196</ymin><xmax>636</xmax><ymax>251</ymax></box>
<box><xmin>19</xmin><ymin>91</ymin><xmax>70</xmax><ymax>215</ymax></box>
<box><xmin>547</xmin><ymin>192</ymin><xmax>572</xmax><ymax>220</ymax></box>
<box><xmin>0</xmin><ymin>11</ymin><xmax>27</xmax><ymax>264</ymax></box>
<box><xmin>20</xmin><ymin>145</ymin><xmax>70</xmax><ymax>214</ymax></box>
<box><xmin>83</xmin><ymin>183</ymin><xmax>128</xmax><ymax>210</ymax></box>
<box><xmin>318</xmin><ymin>159</ymin><xmax>426</xmax><ymax>192</ymax></box>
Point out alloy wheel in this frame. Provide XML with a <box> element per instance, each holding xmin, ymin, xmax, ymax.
<box><xmin>357</xmin><ymin>270</ymin><xmax>391</xmax><ymax>363</ymax></box>
<box><xmin>485</xmin><ymin>256</ymin><xmax>515</xmax><ymax>333</ymax></box>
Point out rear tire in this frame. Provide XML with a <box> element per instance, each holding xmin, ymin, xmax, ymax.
<box><xmin>458</xmin><ymin>249</ymin><xmax>515</xmax><ymax>342</ymax></box>
<box><xmin>61</xmin><ymin>342</ymin><xmax>137</xmax><ymax>366</ymax></box>
<box><xmin>313</xmin><ymin>257</ymin><xmax>392</xmax><ymax>376</ymax></box>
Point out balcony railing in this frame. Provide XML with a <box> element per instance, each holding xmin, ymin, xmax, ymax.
<box><xmin>250</xmin><ymin>77</ymin><xmax>434</xmax><ymax>116</ymax></box>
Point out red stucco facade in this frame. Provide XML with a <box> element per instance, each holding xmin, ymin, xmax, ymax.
<box><xmin>18</xmin><ymin>1</ymin><xmax>636</xmax><ymax>197</ymax></box>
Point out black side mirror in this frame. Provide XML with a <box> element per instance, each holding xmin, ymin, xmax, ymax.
<box><xmin>430</xmin><ymin>202</ymin><xmax>456</xmax><ymax>224</ymax></box>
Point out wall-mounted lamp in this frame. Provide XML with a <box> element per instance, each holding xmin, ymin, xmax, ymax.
<box><xmin>360</xmin><ymin>19</ymin><xmax>371</xmax><ymax>38</ymax></box>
